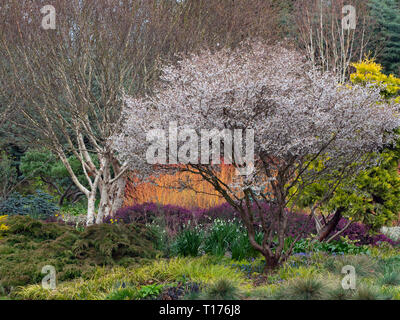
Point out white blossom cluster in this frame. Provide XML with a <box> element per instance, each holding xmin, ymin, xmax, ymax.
<box><xmin>113</xmin><ymin>41</ymin><xmax>400</xmax><ymax>189</ymax></box>
<box><xmin>381</xmin><ymin>226</ymin><xmax>400</xmax><ymax>242</ymax></box>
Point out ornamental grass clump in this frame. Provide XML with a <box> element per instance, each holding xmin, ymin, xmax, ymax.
<box><xmin>379</xmin><ymin>271</ymin><xmax>400</xmax><ymax>286</ymax></box>
<box><xmin>376</xmin><ymin>256</ymin><xmax>400</xmax><ymax>286</ymax></box>
<box><xmin>353</xmin><ymin>285</ymin><xmax>392</xmax><ymax>300</ymax></box>
<box><xmin>201</xmin><ymin>279</ymin><xmax>241</xmax><ymax>300</ymax></box>
<box><xmin>273</xmin><ymin>278</ymin><xmax>327</xmax><ymax>300</ymax></box>
<box><xmin>326</xmin><ymin>286</ymin><xmax>355</xmax><ymax>300</ymax></box>
<box><xmin>323</xmin><ymin>255</ymin><xmax>378</xmax><ymax>278</ymax></box>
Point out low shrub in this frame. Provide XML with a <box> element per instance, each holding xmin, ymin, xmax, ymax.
<box><xmin>290</xmin><ymin>237</ymin><xmax>369</xmax><ymax>255</ymax></box>
<box><xmin>0</xmin><ymin>191</ymin><xmax>59</xmax><ymax>219</ymax></box>
<box><xmin>106</xmin><ymin>203</ymin><xmax>200</xmax><ymax>236</ymax></box>
<box><xmin>329</xmin><ymin>218</ymin><xmax>398</xmax><ymax>246</ymax></box>
<box><xmin>72</xmin><ymin>222</ymin><xmax>158</xmax><ymax>265</ymax></box>
<box><xmin>0</xmin><ymin>215</ymin><xmax>9</xmax><ymax>238</ymax></box>
<box><xmin>0</xmin><ymin>216</ymin><xmax>158</xmax><ymax>292</ymax></box>
<box><xmin>136</xmin><ymin>284</ymin><xmax>164</xmax><ymax>300</ymax></box>
<box><xmin>105</xmin><ymin>287</ymin><xmax>137</xmax><ymax>300</ymax></box>
<box><xmin>161</xmin><ymin>282</ymin><xmax>201</xmax><ymax>300</ymax></box>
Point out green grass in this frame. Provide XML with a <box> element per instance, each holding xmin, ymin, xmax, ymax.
<box><xmin>14</xmin><ymin>256</ymin><xmax>251</xmax><ymax>300</ymax></box>
<box><xmin>3</xmin><ymin>215</ymin><xmax>400</xmax><ymax>300</ymax></box>
<box><xmin>13</xmin><ymin>251</ymin><xmax>400</xmax><ymax>300</ymax></box>
<box><xmin>273</xmin><ymin>278</ymin><xmax>326</xmax><ymax>300</ymax></box>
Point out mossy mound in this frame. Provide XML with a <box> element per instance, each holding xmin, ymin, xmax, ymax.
<box><xmin>73</xmin><ymin>222</ymin><xmax>159</xmax><ymax>265</ymax></box>
<box><xmin>6</xmin><ymin>215</ymin><xmax>74</xmax><ymax>242</ymax></box>
<box><xmin>0</xmin><ymin>216</ymin><xmax>158</xmax><ymax>292</ymax></box>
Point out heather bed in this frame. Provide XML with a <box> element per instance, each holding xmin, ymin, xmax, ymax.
<box><xmin>106</xmin><ymin>202</ymin><xmax>399</xmax><ymax>248</ymax></box>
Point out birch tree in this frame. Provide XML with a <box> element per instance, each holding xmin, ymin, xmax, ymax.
<box><xmin>0</xmin><ymin>0</ymin><xmax>181</xmax><ymax>224</ymax></box>
<box><xmin>0</xmin><ymin>0</ymin><xmax>281</xmax><ymax>225</ymax></box>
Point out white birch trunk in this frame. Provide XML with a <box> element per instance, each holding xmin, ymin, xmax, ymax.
<box><xmin>111</xmin><ymin>176</ymin><xmax>126</xmax><ymax>214</ymax></box>
<box><xmin>87</xmin><ymin>192</ymin><xmax>97</xmax><ymax>226</ymax></box>
<box><xmin>95</xmin><ymin>175</ymin><xmax>126</xmax><ymax>224</ymax></box>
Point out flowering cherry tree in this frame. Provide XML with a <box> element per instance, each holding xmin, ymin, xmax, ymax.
<box><xmin>115</xmin><ymin>41</ymin><xmax>400</xmax><ymax>270</ymax></box>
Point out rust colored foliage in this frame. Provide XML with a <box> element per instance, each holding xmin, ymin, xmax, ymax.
<box><xmin>124</xmin><ymin>164</ymin><xmax>236</xmax><ymax>209</ymax></box>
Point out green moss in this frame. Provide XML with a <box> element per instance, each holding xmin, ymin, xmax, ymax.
<box><xmin>6</xmin><ymin>215</ymin><xmax>73</xmax><ymax>241</ymax></box>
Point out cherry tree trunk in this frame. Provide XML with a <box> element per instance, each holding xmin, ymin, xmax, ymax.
<box><xmin>317</xmin><ymin>207</ymin><xmax>345</xmax><ymax>242</ymax></box>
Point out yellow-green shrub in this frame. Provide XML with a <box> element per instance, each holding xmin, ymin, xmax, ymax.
<box><xmin>350</xmin><ymin>58</ymin><xmax>400</xmax><ymax>101</ymax></box>
<box><xmin>0</xmin><ymin>215</ymin><xmax>9</xmax><ymax>233</ymax></box>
